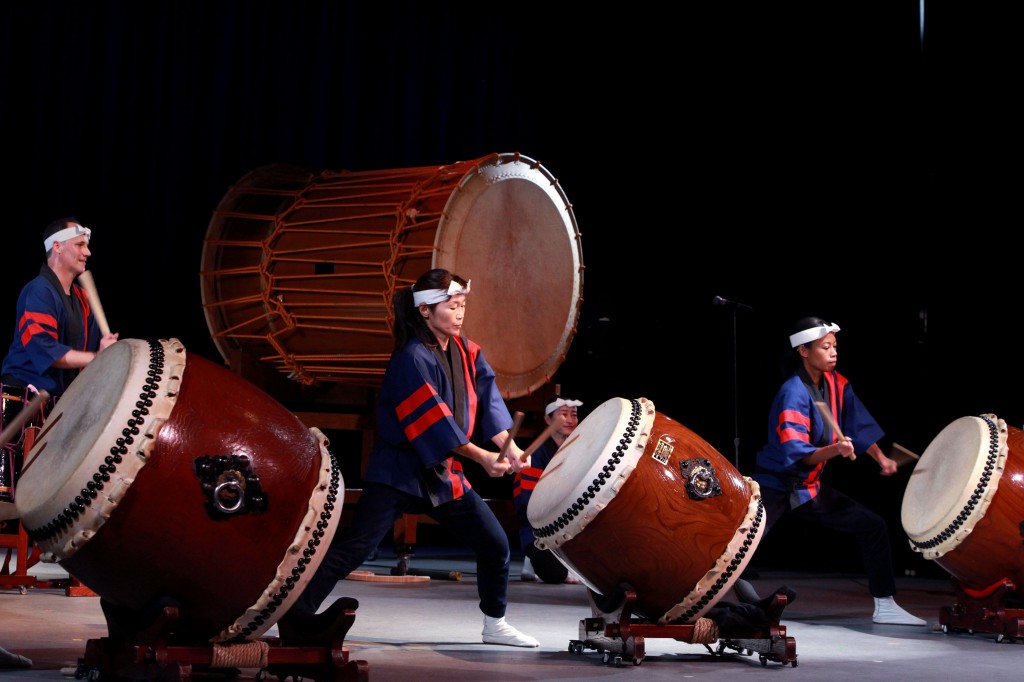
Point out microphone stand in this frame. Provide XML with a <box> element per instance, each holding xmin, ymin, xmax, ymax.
<box><xmin>713</xmin><ymin>296</ymin><xmax>752</xmax><ymax>470</ymax></box>
<box><xmin>730</xmin><ymin>306</ymin><xmax>740</xmax><ymax>470</ymax></box>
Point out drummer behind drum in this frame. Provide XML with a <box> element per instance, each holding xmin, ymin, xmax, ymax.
<box><xmin>0</xmin><ymin>218</ymin><xmax>118</xmax><ymax>503</ymax></box>
<box><xmin>514</xmin><ymin>396</ymin><xmax>584</xmax><ymax>584</ymax></box>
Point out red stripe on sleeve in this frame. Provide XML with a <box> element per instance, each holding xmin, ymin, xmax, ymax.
<box><xmin>20</xmin><ymin>322</ymin><xmax>57</xmax><ymax>346</ymax></box>
<box><xmin>403</xmin><ymin>401</ymin><xmax>453</xmax><ymax>441</ymax></box>
<box><xmin>780</xmin><ymin>409</ymin><xmax>810</xmax><ymax>428</ymax></box>
<box><xmin>396</xmin><ymin>383</ymin><xmax>438</xmax><ymax>421</ymax></box>
<box><xmin>779</xmin><ymin>426</ymin><xmax>810</xmax><ymax>444</ymax></box>
<box><xmin>19</xmin><ymin>311</ymin><xmax>58</xmax><ymax>332</ymax></box>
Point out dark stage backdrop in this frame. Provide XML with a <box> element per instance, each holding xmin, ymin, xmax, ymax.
<box><xmin>2</xmin><ymin>1</ymin><xmax>1019</xmax><ymax>575</ymax></box>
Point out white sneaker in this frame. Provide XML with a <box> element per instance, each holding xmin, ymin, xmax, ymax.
<box><xmin>873</xmin><ymin>596</ymin><xmax>926</xmax><ymax>626</ymax></box>
<box><xmin>521</xmin><ymin>556</ymin><xmax>538</xmax><ymax>582</ymax></box>
<box><xmin>482</xmin><ymin>615</ymin><xmax>540</xmax><ymax>647</ymax></box>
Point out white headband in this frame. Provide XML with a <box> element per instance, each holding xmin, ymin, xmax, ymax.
<box><xmin>44</xmin><ymin>224</ymin><xmax>91</xmax><ymax>252</ymax></box>
<box><xmin>545</xmin><ymin>398</ymin><xmax>582</xmax><ymax>416</ymax></box>
<box><xmin>789</xmin><ymin>322</ymin><xmax>840</xmax><ymax>348</ymax></box>
<box><xmin>412</xmin><ymin>279</ymin><xmax>471</xmax><ymax>307</ymax></box>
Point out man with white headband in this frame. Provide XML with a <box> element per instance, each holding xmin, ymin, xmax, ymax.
<box><xmin>1</xmin><ymin>218</ymin><xmax>119</xmax><ymax>398</ymax></box>
<box><xmin>514</xmin><ymin>396</ymin><xmax>583</xmax><ymax>584</ymax></box>
<box><xmin>743</xmin><ymin>316</ymin><xmax>924</xmax><ymax>627</ymax></box>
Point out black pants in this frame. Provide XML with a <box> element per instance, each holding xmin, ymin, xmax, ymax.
<box><xmin>293</xmin><ymin>482</ymin><xmax>511</xmax><ymax>619</ymax></box>
<box><xmin>758</xmin><ymin>485</ymin><xmax>896</xmax><ymax>597</ymax></box>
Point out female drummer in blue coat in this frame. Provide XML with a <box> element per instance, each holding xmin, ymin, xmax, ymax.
<box><xmin>278</xmin><ymin>268</ymin><xmax>540</xmax><ymax>648</ymax></box>
<box><xmin>750</xmin><ymin>317</ymin><xmax>925</xmax><ymax>626</ymax></box>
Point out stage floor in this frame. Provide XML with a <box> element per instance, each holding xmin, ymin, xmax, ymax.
<box><xmin>1</xmin><ymin>545</ymin><xmax>1020</xmax><ymax>682</ymax></box>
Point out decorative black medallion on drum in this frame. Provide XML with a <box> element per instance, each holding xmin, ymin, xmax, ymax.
<box><xmin>679</xmin><ymin>459</ymin><xmax>723</xmax><ymax>501</ymax></box>
<box><xmin>193</xmin><ymin>453</ymin><xmax>270</xmax><ymax>519</ymax></box>
<box><xmin>15</xmin><ymin>338</ymin><xmax>344</xmax><ymax>643</ymax></box>
<box><xmin>528</xmin><ymin>397</ymin><xmax>765</xmax><ymax>625</ymax></box>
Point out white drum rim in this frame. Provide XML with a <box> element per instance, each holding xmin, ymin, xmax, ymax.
<box><xmin>215</xmin><ymin>426</ymin><xmax>343</xmax><ymax>642</ymax></box>
<box><xmin>17</xmin><ymin>338</ymin><xmax>185</xmax><ymax>561</ymax></box>
<box><xmin>901</xmin><ymin>414</ymin><xmax>1007</xmax><ymax>560</ymax></box>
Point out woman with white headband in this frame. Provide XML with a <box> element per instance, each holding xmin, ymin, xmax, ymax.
<box><xmin>744</xmin><ymin>316</ymin><xmax>924</xmax><ymax>626</ymax></box>
<box><xmin>278</xmin><ymin>268</ymin><xmax>540</xmax><ymax>648</ymax></box>
<box><xmin>514</xmin><ymin>396</ymin><xmax>583</xmax><ymax>584</ymax></box>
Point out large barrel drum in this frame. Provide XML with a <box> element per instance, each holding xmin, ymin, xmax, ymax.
<box><xmin>200</xmin><ymin>152</ymin><xmax>583</xmax><ymax>398</ymax></box>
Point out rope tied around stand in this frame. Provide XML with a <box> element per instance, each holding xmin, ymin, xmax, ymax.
<box><xmin>690</xmin><ymin>617</ymin><xmax>719</xmax><ymax>644</ymax></box>
<box><xmin>211</xmin><ymin>640</ymin><xmax>270</xmax><ymax>668</ymax></box>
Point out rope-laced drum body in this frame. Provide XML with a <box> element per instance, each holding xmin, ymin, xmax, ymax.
<box><xmin>201</xmin><ymin>152</ymin><xmax>583</xmax><ymax>399</ymax></box>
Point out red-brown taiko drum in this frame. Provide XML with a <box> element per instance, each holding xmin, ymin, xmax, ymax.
<box><xmin>902</xmin><ymin>414</ymin><xmax>1024</xmax><ymax>594</ymax></box>
<box><xmin>15</xmin><ymin>338</ymin><xmax>343</xmax><ymax>643</ymax></box>
<box><xmin>200</xmin><ymin>152</ymin><xmax>583</xmax><ymax>399</ymax></box>
<box><xmin>527</xmin><ymin>397</ymin><xmax>765</xmax><ymax>624</ymax></box>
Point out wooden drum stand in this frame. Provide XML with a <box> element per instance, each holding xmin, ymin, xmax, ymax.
<box><xmin>568</xmin><ymin>587</ymin><xmax>798</xmax><ymax>668</ymax></box>
<box><xmin>939</xmin><ymin>577</ymin><xmax>1024</xmax><ymax>643</ymax></box>
<box><xmin>75</xmin><ymin>605</ymin><xmax>369</xmax><ymax>682</ymax></box>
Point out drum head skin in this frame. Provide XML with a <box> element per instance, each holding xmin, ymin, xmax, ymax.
<box><xmin>435</xmin><ymin>154</ymin><xmax>582</xmax><ymax>398</ymax></box>
<box><xmin>17</xmin><ymin>339</ymin><xmax>154</xmax><ymax>526</ymax></box>
<box><xmin>528</xmin><ymin>397</ymin><xmax>764</xmax><ymax>623</ymax></box>
<box><xmin>902</xmin><ymin>415</ymin><xmax>1007</xmax><ymax>557</ymax></box>
<box><xmin>902</xmin><ymin>414</ymin><xmax>1024</xmax><ymax>593</ymax></box>
<box><xmin>17</xmin><ymin>338</ymin><xmax>343</xmax><ymax>642</ymax></box>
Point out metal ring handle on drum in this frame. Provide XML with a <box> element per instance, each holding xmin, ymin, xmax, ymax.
<box><xmin>213</xmin><ymin>480</ymin><xmax>245</xmax><ymax>514</ymax></box>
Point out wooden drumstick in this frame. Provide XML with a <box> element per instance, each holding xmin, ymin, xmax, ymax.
<box><xmin>78</xmin><ymin>270</ymin><xmax>111</xmax><ymax>336</ymax></box>
<box><xmin>814</xmin><ymin>400</ymin><xmax>856</xmax><ymax>461</ymax></box>
<box><xmin>890</xmin><ymin>442</ymin><xmax>920</xmax><ymax>468</ymax></box>
<box><xmin>497</xmin><ymin>411</ymin><xmax>525</xmax><ymax>462</ymax></box>
<box><xmin>0</xmin><ymin>390</ymin><xmax>50</xmax><ymax>453</ymax></box>
<box><xmin>521</xmin><ymin>412</ymin><xmax>567</xmax><ymax>462</ymax></box>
